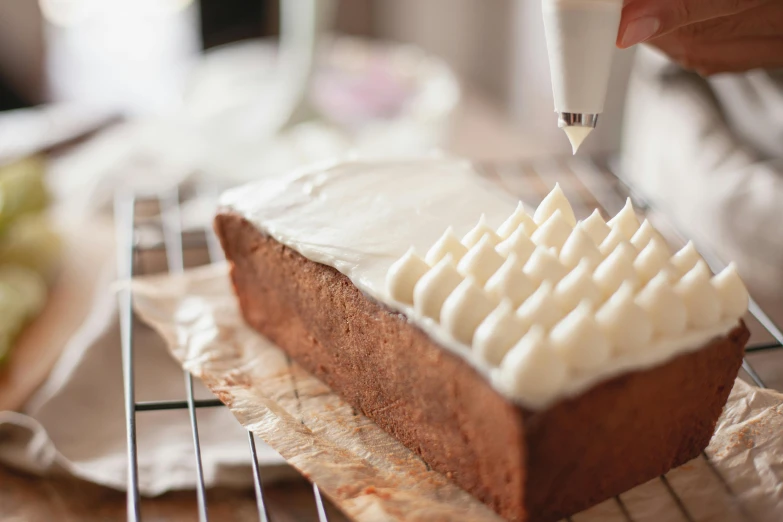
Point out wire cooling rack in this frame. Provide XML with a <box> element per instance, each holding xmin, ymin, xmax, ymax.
<box><xmin>114</xmin><ymin>158</ymin><xmax>782</xmax><ymax>522</ymax></box>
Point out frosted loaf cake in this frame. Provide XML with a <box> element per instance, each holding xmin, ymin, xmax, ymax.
<box><xmin>215</xmin><ymin>157</ymin><xmax>750</xmax><ymax>522</ymax></box>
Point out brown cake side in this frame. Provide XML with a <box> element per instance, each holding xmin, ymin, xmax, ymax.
<box><xmin>215</xmin><ymin>213</ymin><xmax>749</xmax><ymax>522</ymax></box>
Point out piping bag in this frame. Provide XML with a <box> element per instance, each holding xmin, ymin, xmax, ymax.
<box><xmin>543</xmin><ymin>0</ymin><xmax>622</xmax><ymax>153</ymax></box>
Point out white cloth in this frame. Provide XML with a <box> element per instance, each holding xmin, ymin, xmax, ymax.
<box><xmin>0</xmin><ymin>296</ymin><xmax>287</xmax><ymax>494</ymax></box>
<box><xmin>0</xmin><ymin>213</ymin><xmax>287</xmax><ymax>495</ymax></box>
<box><xmin>621</xmin><ymin>47</ymin><xmax>783</xmax><ymax>323</ymax></box>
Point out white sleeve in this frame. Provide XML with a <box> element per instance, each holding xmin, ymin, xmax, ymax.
<box><xmin>620</xmin><ymin>47</ymin><xmax>783</xmax><ymax>320</ymax></box>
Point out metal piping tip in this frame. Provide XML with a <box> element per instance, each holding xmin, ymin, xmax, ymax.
<box><xmin>557</xmin><ymin>112</ymin><xmax>600</xmax><ymax>129</ymax></box>
<box><xmin>557</xmin><ymin>113</ymin><xmax>599</xmax><ymax>154</ymax></box>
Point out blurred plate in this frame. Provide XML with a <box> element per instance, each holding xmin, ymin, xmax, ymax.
<box><xmin>182</xmin><ymin>36</ymin><xmax>460</xmax><ymax>184</ymax></box>
<box><xmin>0</xmin><ymin>217</ymin><xmax>114</xmax><ymax>411</ymax></box>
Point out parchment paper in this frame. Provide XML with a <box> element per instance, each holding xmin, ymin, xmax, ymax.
<box><xmin>131</xmin><ymin>263</ymin><xmax>783</xmax><ymax>522</ymax></box>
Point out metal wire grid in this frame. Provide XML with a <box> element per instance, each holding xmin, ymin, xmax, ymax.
<box><xmin>114</xmin><ymin>158</ymin><xmax>782</xmax><ymax>522</ymax></box>
<box><xmin>115</xmin><ymin>189</ymin><xmax>331</xmax><ymax>522</ymax></box>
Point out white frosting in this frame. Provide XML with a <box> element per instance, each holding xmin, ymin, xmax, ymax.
<box><xmin>596</xmin><ymin>283</ymin><xmax>653</xmax><ymax>355</ymax></box>
<box><xmin>631</xmin><ymin>219</ymin><xmax>665</xmax><ymax>251</ymax></box>
<box><xmin>497</xmin><ymin>202</ymin><xmax>537</xmax><ymax>239</ymax></box>
<box><xmin>492</xmin><ymin>326</ymin><xmax>568</xmax><ymax>404</ymax></box>
<box><xmin>593</xmin><ymin>243</ymin><xmax>638</xmax><ymax>298</ymax></box>
<box><xmin>550</xmin><ymin>301</ymin><xmax>611</xmax><ymax>372</ymax></box>
<box><xmin>440</xmin><ymin>278</ymin><xmax>494</xmax><ymax>345</ymax></box>
<box><xmin>457</xmin><ymin>235</ymin><xmax>505</xmax><ymax>286</ymax></box>
<box><xmin>671</xmin><ymin>241</ymin><xmax>705</xmax><ymax>276</ymax></box>
<box><xmin>531</xmin><ymin>209</ymin><xmax>573</xmax><ymax>252</ymax></box>
<box><xmin>636</xmin><ymin>273</ymin><xmax>687</xmax><ymax>338</ymax></box>
<box><xmin>711</xmin><ymin>263</ymin><xmax>749</xmax><ymax>320</ymax></box>
<box><xmin>580</xmin><ymin>209</ymin><xmax>611</xmax><ymax>245</ymax></box>
<box><xmin>564</xmin><ymin>126</ymin><xmax>593</xmax><ymax>155</ymax></box>
<box><xmin>386</xmin><ymin>248</ymin><xmax>428</xmax><ymax>304</ymax></box>
<box><xmin>554</xmin><ymin>260</ymin><xmax>601</xmax><ymax>312</ymax></box>
<box><xmin>607</xmin><ymin>198</ymin><xmax>641</xmax><ymax>240</ymax></box>
<box><xmin>474</xmin><ymin>300</ymin><xmax>527</xmax><ymax>366</ymax></box>
<box><xmin>533</xmin><ymin>183</ymin><xmax>577</xmax><ymax>227</ymax></box>
<box><xmin>462</xmin><ymin>215</ymin><xmax>501</xmax><ymax>248</ymax></box>
<box><xmin>426</xmin><ymin>227</ymin><xmax>468</xmax><ymax>266</ymax></box>
<box><xmin>220</xmin><ymin>157</ymin><xmax>746</xmax><ymax>410</ymax></box>
<box><xmin>634</xmin><ymin>237</ymin><xmax>672</xmax><ymax>284</ymax></box>
<box><xmin>414</xmin><ymin>255</ymin><xmax>463</xmax><ymax>320</ymax></box>
<box><xmin>675</xmin><ymin>261</ymin><xmax>721</xmax><ymax>328</ymax></box>
<box><xmin>559</xmin><ymin>224</ymin><xmax>603</xmax><ymax>270</ymax></box>
<box><xmin>523</xmin><ymin>247</ymin><xmax>568</xmax><ymax>285</ymax></box>
<box><xmin>485</xmin><ymin>254</ymin><xmax>536</xmax><ymax>307</ymax></box>
<box><xmin>598</xmin><ymin>226</ymin><xmax>628</xmax><ymax>256</ymax></box>
<box><xmin>516</xmin><ymin>280</ymin><xmax>563</xmax><ymax>330</ymax></box>
<box><xmin>496</xmin><ymin>226</ymin><xmax>537</xmax><ymax>262</ymax></box>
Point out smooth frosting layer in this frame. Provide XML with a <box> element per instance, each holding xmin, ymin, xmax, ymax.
<box><xmin>220</xmin><ymin>156</ymin><xmax>747</xmax><ymax>409</ymax></box>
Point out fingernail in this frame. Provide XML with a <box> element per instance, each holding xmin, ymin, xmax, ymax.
<box><xmin>620</xmin><ymin>17</ymin><xmax>660</xmax><ymax>48</ymax></box>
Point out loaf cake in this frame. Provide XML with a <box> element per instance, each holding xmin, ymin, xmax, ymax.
<box><xmin>214</xmin><ymin>157</ymin><xmax>750</xmax><ymax>522</ymax></box>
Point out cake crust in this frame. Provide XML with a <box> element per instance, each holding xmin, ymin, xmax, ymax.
<box><xmin>215</xmin><ymin>213</ymin><xmax>749</xmax><ymax>522</ymax></box>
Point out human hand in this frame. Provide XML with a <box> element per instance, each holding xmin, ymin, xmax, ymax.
<box><xmin>617</xmin><ymin>0</ymin><xmax>783</xmax><ymax>75</ymax></box>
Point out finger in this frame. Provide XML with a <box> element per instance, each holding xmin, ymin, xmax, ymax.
<box><xmin>649</xmin><ymin>36</ymin><xmax>783</xmax><ymax>75</ymax></box>
<box><xmin>618</xmin><ymin>0</ymin><xmax>770</xmax><ymax>48</ymax></box>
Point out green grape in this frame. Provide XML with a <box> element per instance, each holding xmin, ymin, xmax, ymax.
<box><xmin>0</xmin><ymin>214</ymin><xmax>61</xmax><ymax>282</ymax></box>
<box><xmin>0</xmin><ymin>156</ymin><xmax>49</xmax><ymax>234</ymax></box>
<box><xmin>0</xmin><ymin>264</ymin><xmax>48</xmax><ymax>365</ymax></box>
<box><xmin>0</xmin><ymin>264</ymin><xmax>48</xmax><ymax>318</ymax></box>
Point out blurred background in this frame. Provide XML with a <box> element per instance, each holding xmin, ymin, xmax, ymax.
<box><xmin>0</xmin><ymin>0</ymin><xmax>635</xmax><ymax>158</ymax></box>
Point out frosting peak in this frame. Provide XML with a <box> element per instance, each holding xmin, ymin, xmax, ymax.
<box><xmin>493</xmin><ymin>326</ymin><xmax>568</xmax><ymax>404</ymax></box>
<box><xmin>634</xmin><ymin>237</ymin><xmax>672</xmax><ymax>284</ymax></box>
<box><xmin>387</xmin><ymin>248</ymin><xmax>428</xmax><ymax>304</ymax></box>
<box><xmin>473</xmin><ymin>300</ymin><xmax>528</xmax><ymax>366</ymax></box>
<box><xmin>485</xmin><ymin>254</ymin><xmax>536</xmax><ymax>307</ymax></box>
<box><xmin>580</xmin><ymin>209</ymin><xmax>610</xmax><ymax>245</ymax></box>
<box><xmin>457</xmin><ymin>235</ymin><xmax>505</xmax><ymax>286</ymax></box>
<box><xmin>531</xmin><ymin>209</ymin><xmax>573</xmax><ymax>252</ymax></box>
<box><xmin>413</xmin><ymin>255</ymin><xmax>463</xmax><ymax>320</ymax></box>
<box><xmin>711</xmin><ymin>263</ymin><xmax>749</xmax><ymax>320</ymax></box>
<box><xmin>596</xmin><ymin>283</ymin><xmax>653</xmax><ymax>355</ymax></box>
<box><xmin>426</xmin><ymin>227</ymin><xmax>468</xmax><ymax>266</ymax></box>
<box><xmin>462</xmin><ymin>215</ymin><xmax>501</xmax><ymax>248</ymax></box>
<box><xmin>441</xmin><ymin>277</ymin><xmax>494</xmax><ymax>345</ymax></box>
<box><xmin>560</xmin><ymin>224</ymin><xmax>603</xmax><ymax>270</ymax></box>
<box><xmin>671</xmin><ymin>241</ymin><xmax>705</xmax><ymax>276</ymax></box>
<box><xmin>607</xmin><ymin>198</ymin><xmax>641</xmax><ymax>240</ymax></box>
<box><xmin>675</xmin><ymin>260</ymin><xmax>720</xmax><ymax>328</ymax></box>
<box><xmin>496</xmin><ymin>226</ymin><xmax>537</xmax><ymax>263</ymax></box>
<box><xmin>631</xmin><ymin>219</ymin><xmax>665</xmax><ymax>251</ymax></box>
<box><xmin>635</xmin><ymin>273</ymin><xmax>687</xmax><ymax>338</ymax></box>
<box><xmin>598</xmin><ymin>226</ymin><xmax>630</xmax><ymax>256</ymax></box>
<box><xmin>554</xmin><ymin>261</ymin><xmax>601</xmax><ymax>312</ymax></box>
<box><xmin>549</xmin><ymin>301</ymin><xmax>610</xmax><ymax>372</ymax></box>
<box><xmin>523</xmin><ymin>247</ymin><xmax>568</xmax><ymax>285</ymax></box>
<box><xmin>497</xmin><ymin>202</ymin><xmax>537</xmax><ymax>239</ymax></box>
<box><xmin>593</xmin><ymin>243</ymin><xmax>639</xmax><ymax>298</ymax></box>
<box><xmin>516</xmin><ymin>280</ymin><xmax>563</xmax><ymax>330</ymax></box>
<box><xmin>534</xmin><ymin>183</ymin><xmax>577</xmax><ymax>227</ymax></box>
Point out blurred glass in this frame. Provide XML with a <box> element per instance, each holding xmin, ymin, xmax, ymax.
<box><xmin>43</xmin><ymin>0</ymin><xmax>200</xmax><ymax>115</ymax></box>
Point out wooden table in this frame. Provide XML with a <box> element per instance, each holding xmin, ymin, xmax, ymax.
<box><xmin>0</xmin><ymin>466</ymin><xmax>348</xmax><ymax>522</ymax></box>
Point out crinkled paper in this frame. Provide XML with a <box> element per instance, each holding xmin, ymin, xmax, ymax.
<box><xmin>132</xmin><ymin>264</ymin><xmax>783</xmax><ymax>522</ymax></box>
